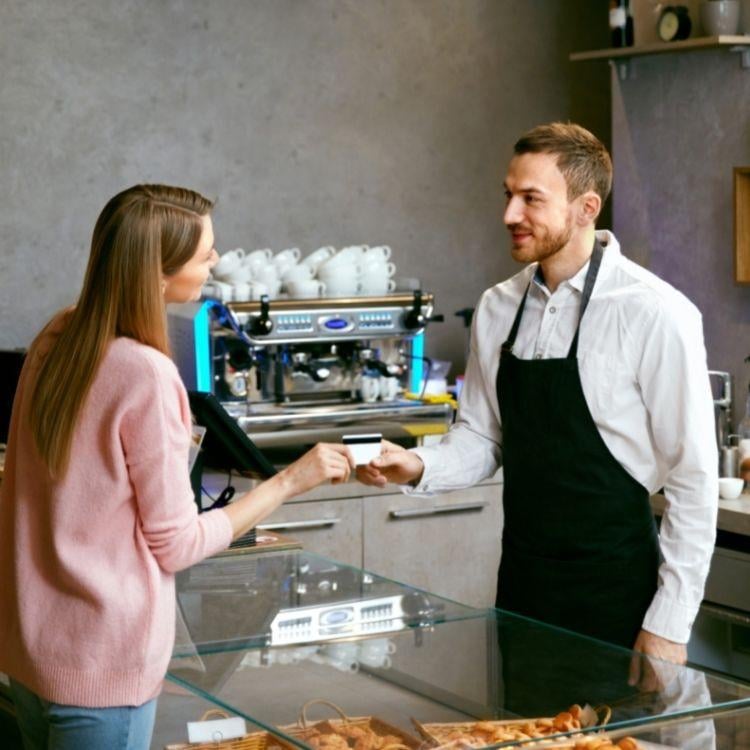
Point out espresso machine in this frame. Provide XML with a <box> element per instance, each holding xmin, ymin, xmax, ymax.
<box><xmin>168</xmin><ymin>292</ymin><xmax>452</xmax><ymax>458</ymax></box>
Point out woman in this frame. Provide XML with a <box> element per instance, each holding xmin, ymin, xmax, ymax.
<box><xmin>0</xmin><ymin>184</ymin><xmax>354</xmax><ymax>749</ymax></box>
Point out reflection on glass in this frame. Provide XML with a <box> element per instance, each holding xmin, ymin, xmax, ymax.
<box><xmin>168</xmin><ymin>552</ymin><xmax>750</xmax><ymax>748</ymax></box>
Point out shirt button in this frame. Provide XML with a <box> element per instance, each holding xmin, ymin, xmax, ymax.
<box><xmin>549</xmin><ymin>306</ymin><xmax>557</xmax><ymax>314</ymax></box>
<box><xmin>534</xmin><ymin>353</ymin><xmax>542</xmax><ymax>360</ymax></box>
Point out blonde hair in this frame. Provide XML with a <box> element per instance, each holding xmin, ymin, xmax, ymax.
<box><xmin>28</xmin><ymin>184</ymin><xmax>214</xmax><ymax>477</ymax></box>
<box><xmin>514</xmin><ymin>122</ymin><xmax>613</xmax><ymax>206</ymax></box>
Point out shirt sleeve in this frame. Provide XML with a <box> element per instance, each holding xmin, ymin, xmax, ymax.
<box><xmin>120</xmin><ymin>358</ymin><xmax>233</xmax><ymax>573</ymax></box>
<box><xmin>637</xmin><ymin>302</ymin><xmax>718</xmax><ymax>643</ymax></box>
<box><xmin>406</xmin><ymin>291</ymin><xmax>502</xmax><ymax>495</ymax></box>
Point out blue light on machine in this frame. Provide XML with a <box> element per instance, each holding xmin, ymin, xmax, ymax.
<box><xmin>324</xmin><ymin>318</ymin><xmax>348</xmax><ymax>330</ymax></box>
<box><xmin>410</xmin><ymin>332</ymin><xmax>424</xmax><ymax>394</ymax></box>
<box><xmin>194</xmin><ymin>301</ymin><xmax>213</xmax><ymax>392</ymax></box>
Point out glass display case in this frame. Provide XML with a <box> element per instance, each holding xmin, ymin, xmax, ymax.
<box><xmin>166</xmin><ymin>551</ymin><xmax>750</xmax><ymax>749</ymax></box>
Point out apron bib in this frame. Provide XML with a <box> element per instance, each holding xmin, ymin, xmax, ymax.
<box><xmin>495</xmin><ymin>241</ymin><xmax>659</xmax><ymax>648</ymax></box>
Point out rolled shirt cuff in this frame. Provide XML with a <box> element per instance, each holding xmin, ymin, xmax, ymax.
<box><xmin>399</xmin><ymin>447</ymin><xmax>438</xmax><ymax>496</ymax></box>
<box><xmin>642</xmin><ymin>589</ymin><xmax>700</xmax><ymax>644</ymax></box>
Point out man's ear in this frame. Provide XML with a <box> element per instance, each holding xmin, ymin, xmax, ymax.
<box><xmin>577</xmin><ymin>191</ymin><xmax>601</xmax><ymax>225</ymax></box>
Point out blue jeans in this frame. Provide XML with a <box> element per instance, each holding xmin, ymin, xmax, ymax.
<box><xmin>9</xmin><ymin>679</ymin><xmax>157</xmax><ymax>750</ymax></box>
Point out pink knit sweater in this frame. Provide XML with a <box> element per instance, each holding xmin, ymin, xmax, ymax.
<box><xmin>0</xmin><ymin>321</ymin><xmax>233</xmax><ymax>707</ymax></box>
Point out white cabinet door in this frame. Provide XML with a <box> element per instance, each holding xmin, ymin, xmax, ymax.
<box><xmin>363</xmin><ymin>484</ymin><xmax>503</xmax><ymax>608</ymax></box>
<box><xmin>259</xmin><ymin>497</ymin><xmax>363</xmax><ymax>568</ymax></box>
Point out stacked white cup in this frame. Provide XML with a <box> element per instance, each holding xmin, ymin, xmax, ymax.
<box><xmin>317</xmin><ymin>247</ymin><xmax>364</xmax><ymax>297</ymax></box>
<box><xmin>360</xmin><ymin>245</ymin><xmax>396</xmax><ymax>295</ymax></box>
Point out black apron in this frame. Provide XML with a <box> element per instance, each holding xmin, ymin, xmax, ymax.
<box><xmin>495</xmin><ymin>240</ymin><xmax>659</xmax><ymax>649</ymax></box>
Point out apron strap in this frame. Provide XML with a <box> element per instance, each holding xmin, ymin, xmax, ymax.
<box><xmin>501</xmin><ymin>238</ymin><xmax>604</xmax><ymax>358</ymax></box>
<box><xmin>567</xmin><ymin>239</ymin><xmax>604</xmax><ymax>359</ymax></box>
<box><xmin>501</xmin><ymin>284</ymin><xmax>530</xmax><ymax>354</ymax></box>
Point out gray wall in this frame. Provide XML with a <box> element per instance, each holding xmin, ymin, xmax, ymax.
<box><xmin>0</xmin><ymin>0</ymin><xmax>609</xmax><ymax>374</ymax></box>
<box><xmin>611</xmin><ymin>51</ymin><xmax>750</xmax><ymax>427</ymax></box>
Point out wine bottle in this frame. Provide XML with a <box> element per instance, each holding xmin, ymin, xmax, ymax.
<box><xmin>609</xmin><ymin>0</ymin><xmax>634</xmax><ymax>48</ymax></box>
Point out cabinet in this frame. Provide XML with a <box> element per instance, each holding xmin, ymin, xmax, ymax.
<box><xmin>259</xmin><ymin>497</ymin><xmax>363</xmax><ymax>568</ymax></box>
<box><xmin>363</xmin><ymin>484</ymin><xmax>503</xmax><ymax>608</ymax></box>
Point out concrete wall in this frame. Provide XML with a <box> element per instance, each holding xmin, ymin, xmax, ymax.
<box><xmin>0</xmin><ymin>0</ymin><xmax>609</xmax><ymax>374</ymax></box>
<box><xmin>611</xmin><ymin>50</ymin><xmax>750</xmax><ymax>427</ymax></box>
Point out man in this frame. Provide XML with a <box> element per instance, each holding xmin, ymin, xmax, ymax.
<box><xmin>358</xmin><ymin>122</ymin><xmax>718</xmax><ymax>667</ymax></box>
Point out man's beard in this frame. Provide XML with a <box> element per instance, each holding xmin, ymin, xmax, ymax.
<box><xmin>510</xmin><ymin>217</ymin><xmax>574</xmax><ymax>264</ymax></box>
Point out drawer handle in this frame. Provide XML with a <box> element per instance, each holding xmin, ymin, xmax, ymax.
<box><xmin>700</xmin><ymin>602</ymin><xmax>750</xmax><ymax>627</ymax></box>
<box><xmin>258</xmin><ymin>518</ymin><xmax>341</xmax><ymax>531</ymax></box>
<box><xmin>389</xmin><ymin>502</ymin><xmax>487</xmax><ymax>520</ymax></box>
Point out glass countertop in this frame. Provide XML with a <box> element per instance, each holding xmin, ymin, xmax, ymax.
<box><xmin>169</xmin><ymin>551</ymin><xmax>750</xmax><ymax>749</ymax></box>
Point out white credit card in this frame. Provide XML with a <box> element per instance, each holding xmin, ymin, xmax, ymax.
<box><xmin>343</xmin><ymin>433</ymin><xmax>383</xmax><ymax>465</ymax></box>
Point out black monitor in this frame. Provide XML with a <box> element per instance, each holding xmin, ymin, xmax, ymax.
<box><xmin>187</xmin><ymin>391</ymin><xmax>277</xmax><ymax>479</ymax></box>
<box><xmin>0</xmin><ymin>350</ymin><xmax>26</xmax><ymax>445</ymax></box>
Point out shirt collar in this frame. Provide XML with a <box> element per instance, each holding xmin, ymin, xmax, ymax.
<box><xmin>532</xmin><ymin>229</ymin><xmax>620</xmax><ymax>294</ymax></box>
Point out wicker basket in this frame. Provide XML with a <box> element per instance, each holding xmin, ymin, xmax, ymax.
<box><xmin>165</xmin><ymin>709</ymin><xmax>300</xmax><ymax>750</ymax></box>
<box><xmin>278</xmin><ymin>699</ymin><xmax>422</xmax><ymax>750</ymax></box>
<box><xmin>411</xmin><ymin>705</ymin><xmax>612</xmax><ymax>749</ymax></box>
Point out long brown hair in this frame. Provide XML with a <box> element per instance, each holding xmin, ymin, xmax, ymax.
<box><xmin>28</xmin><ymin>184</ymin><xmax>214</xmax><ymax>477</ymax></box>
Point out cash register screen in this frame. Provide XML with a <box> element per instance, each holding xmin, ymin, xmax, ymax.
<box><xmin>0</xmin><ymin>350</ymin><xmax>26</xmax><ymax>445</ymax></box>
<box><xmin>187</xmin><ymin>391</ymin><xmax>277</xmax><ymax>479</ymax></box>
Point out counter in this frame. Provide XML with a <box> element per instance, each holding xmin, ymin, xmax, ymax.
<box><xmin>163</xmin><ymin>549</ymin><xmax>750</xmax><ymax>749</ymax></box>
<box><xmin>651</xmin><ymin>491</ymin><xmax>750</xmax><ymax>538</ymax></box>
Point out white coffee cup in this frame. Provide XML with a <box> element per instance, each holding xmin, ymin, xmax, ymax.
<box><xmin>203</xmin><ymin>280</ymin><xmax>234</xmax><ymax>302</ymax></box>
<box><xmin>361</xmin><ymin>278</ymin><xmax>396</xmax><ymax>295</ymax></box>
<box><xmin>379</xmin><ymin>376</ymin><xmax>399</xmax><ymax>401</ymax></box>
<box><xmin>302</xmin><ymin>246</ymin><xmax>335</xmax><ymax>270</ymax></box>
<box><xmin>282</xmin><ymin>264</ymin><xmax>315</xmax><ymax>284</ymax></box>
<box><xmin>362</xmin><ymin>259</ymin><xmax>396</xmax><ymax>278</ymax></box>
<box><xmin>273</xmin><ymin>247</ymin><xmax>302</xmax><ymax>270</ymax></box>
<box><xmin>360</xmin><ymin>375</ymin><xmax>380</xmax><ymax>402</ymax></box>
<box><xmin>231</xmin><ymin>281</ymin><xmax>252</xmax><ymax>301</ymax></box>
<box><xmin>323</xmin><ymin>278</ymin><xmax>361</xmax><ymax>297</ymax></box>
<box><xmin>318</xmin><ymin>252</ymin><xmax>361</xmax><ymax>275</ymax></box>
<box><xmin>338</xmin><ymin>245</ymin><xmax>368</xmax><ymax>259</ymax></box>
<box><xmin>245</xmin><ymin>248</ymin><xmax>273</xmax><ymax>273</ymax></box>
<box><xmin>365</xmin><ymin>245</ymin><xmax>392</xmax><ymax>260</ymax></box>
<box><xmin>318</xmin><ymin>259</ymin><xmax>361</xmax><ymax>284</ymax></box>
<box><xmin>318</xmin><ymin>263</ymin><xmax>360</xmax><ymax>285</ymax></box>
<box><xmin>213</xmin><ymin>248</ymin><xmax>246</xmax><ymax>279</ymax></box>
<box><xmin>254</xmin><ymin>264</ymin><xmax>280</xmax><ymax>287</ymax></box>
<box><xmin>224</xmin><ymin>265</ymin><xmax>254</xmax><ymax>284</ymax></box>
<box><xmin>287</xmin><ymin>279</ymin><xmax>326</xmax><ymax>298</ymax></box>
<box><xmin>246</xmin><ymin>281</ymin><xmax>270</xmax><ymax>300</ymax></box>
<box><xmin>357</xmin><ymin>639</ymin><xmax>394</xmax><ymax>668</ymax></box>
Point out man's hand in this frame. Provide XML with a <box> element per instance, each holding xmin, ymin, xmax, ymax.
<box><xmin>628</xmin><ymin>629</ymin><xmax>686</xmax><ymax>692</ymax></box>
<box><xmin>355</xmin><ymin>439</ymin><xmax>425</xmax><ymax>487</ymax></box>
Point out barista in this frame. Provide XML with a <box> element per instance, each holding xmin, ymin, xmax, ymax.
<box><xmin>357</xmin><ymin>123</ymin><xmax>718</xmax><ymax>667</ymax></box>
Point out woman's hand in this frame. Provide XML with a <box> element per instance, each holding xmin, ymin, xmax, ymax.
<box><xmin>280</xmin><ymin>442</ymin><xmax>356</xmax><ymax>496</ymax></box>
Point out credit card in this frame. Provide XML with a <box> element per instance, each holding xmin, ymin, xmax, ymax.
<box><xmin>342</xmin><ymin>433</ymin><xmax>383</xmax><ymax>465</ymax></box>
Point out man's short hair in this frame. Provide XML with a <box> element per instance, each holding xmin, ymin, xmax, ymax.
<box><xmin>513</xmin><ymin>122</ymin><xmax>613</xmax><ymax>205</ymax></box>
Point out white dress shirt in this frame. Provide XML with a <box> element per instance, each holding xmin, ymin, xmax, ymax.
<box><xmin>410</xmin><ymin>230</ymin><xmax>718</xmax><ymax>644</ymax></box>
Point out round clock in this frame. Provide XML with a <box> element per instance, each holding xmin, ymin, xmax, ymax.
<box><xmin>658</xmin><ymin>5</ymin><xmax>692</xmax><ymax>42</ymax></box>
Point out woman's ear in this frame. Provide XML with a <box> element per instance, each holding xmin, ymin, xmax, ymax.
<box><xmin>161</xmin><ymin>278</ymin><xmax>167</xmax><ymax>295</ymax></box>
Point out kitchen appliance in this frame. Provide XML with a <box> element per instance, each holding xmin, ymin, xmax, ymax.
<box><xmin>689</xmin><ymin>528</ymin><xmax>750</xmax><ymax>683</ymax></box>
<box><xmin>168</xmin><ymin>292</ymin><xmax>452</xmax><ymax>458</ymax></box>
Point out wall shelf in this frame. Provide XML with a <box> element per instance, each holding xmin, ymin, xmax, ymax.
<box><xmin>571</xmin><ymin>35</ymin><xmax>750</xmax><ymax>79</ymax></box>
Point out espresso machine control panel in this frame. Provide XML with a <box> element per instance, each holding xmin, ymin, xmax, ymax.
<box><xmin>229</xmin><ymin>292</ymin><xmax>434</xmax><ymax>345</ymax></box>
